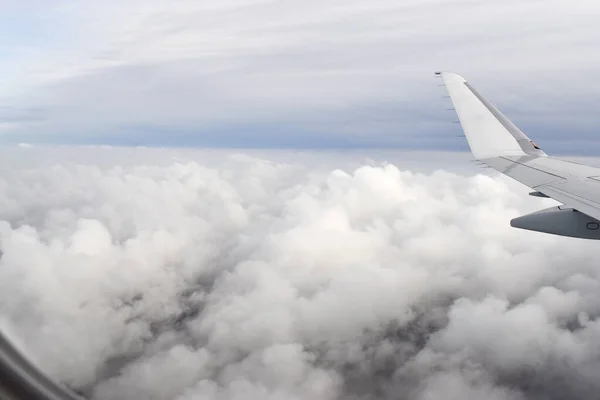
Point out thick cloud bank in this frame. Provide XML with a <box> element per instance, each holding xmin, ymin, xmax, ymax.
<box><xmin>1</xmin><ymin>147</ymin><xmax>600</xmax><ymax>400</ymax></box>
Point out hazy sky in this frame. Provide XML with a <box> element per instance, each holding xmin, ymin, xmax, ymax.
<box><xmin>1</xmin><ymin>0</ymin><xmax>600</xmax><ymax>151</ymax></box>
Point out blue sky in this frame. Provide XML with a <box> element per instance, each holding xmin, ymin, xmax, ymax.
<box><xmin>1</xmin><ymin>0</ymin><xmax>600</xmax><ymax>153</ymax></box>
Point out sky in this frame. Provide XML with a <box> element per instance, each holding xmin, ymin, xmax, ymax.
<box><xmin>3</xmin><ymin>2</ymin><xmax>600</xmax><ymax>399</ymax></box>
<box><xmin>0</xmin><ymin>0</ymin><xmax>600</xmax><ymax>152</ymax></box>
<box><xmin>3</xmin><ymin>146</ymin><xmax>600</xmax><ymax>400</ymax></box>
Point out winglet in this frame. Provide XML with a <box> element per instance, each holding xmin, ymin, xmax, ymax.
<box><xmin>439</xmin><ymin>72</ymin><xmax>546</xmax><ymax>159</ymax></box>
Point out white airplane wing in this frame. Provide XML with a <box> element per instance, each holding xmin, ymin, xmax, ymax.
<box><xmin>437</xmin><ymin>71</ymin><xmax>600</xmax><ymax>239</ymax></box>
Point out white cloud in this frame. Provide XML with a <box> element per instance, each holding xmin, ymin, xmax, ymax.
<box><xmin>1</xmin><ymin>147</ymin><xmax>600</xmax><ymax>399</ymax></box>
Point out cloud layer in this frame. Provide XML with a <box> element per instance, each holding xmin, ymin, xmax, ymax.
<box><xmin>2</xmin><ymin>0</ymin><xmax>600</xmax><ymax>149</ymax></box>
<box><xmin>1</xmin><ymin>147</ymin><xmax>600</xmax><ymax>399</ymax></box>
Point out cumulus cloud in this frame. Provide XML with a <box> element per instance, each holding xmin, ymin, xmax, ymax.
<box><xmin>1</xmin><ymin>147</ymin><xmax>600</xmax><ymax>399</ymax></box>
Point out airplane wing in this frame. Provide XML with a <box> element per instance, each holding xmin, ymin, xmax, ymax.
<box><xmin>437</xmin><ymin>71</ymin><xmax>600</xmax><ymax>239</ymax></box>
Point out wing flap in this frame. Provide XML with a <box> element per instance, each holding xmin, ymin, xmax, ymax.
<box><xmin>537</xmin><ymin>180</ymin><xmax>600</xmax><ymax>222</ymax></box>
<box><xmin>483</xmin><ymin>156</ymin><xmax>600</xmax><ymax>222</ymax></box>
<box><xmin>535</xmin><ymin>186</ymin><xmax>600</xmax><ymax>222</ymax></box>
<box><xmin>484</xmin><ymin>156</ymin><xmax>566</xmax><ymax>188</ymax></box>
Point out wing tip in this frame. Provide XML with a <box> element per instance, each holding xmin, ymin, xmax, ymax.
<box><xmin>439</xmin><ymin>71</ymin><xmax>466</xmax><ymax>82</ymax></box>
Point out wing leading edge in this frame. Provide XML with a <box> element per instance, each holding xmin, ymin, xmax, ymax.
<box><xmin>437</xmin><ymin>71</ymin><xmax>600</xmax><ymax>239</ymax></box>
